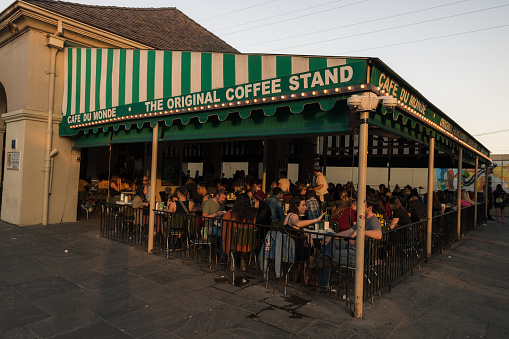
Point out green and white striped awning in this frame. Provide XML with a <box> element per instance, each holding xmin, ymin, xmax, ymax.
<box><xmin>62</xmin><ymin>49</ymin><xmax>355</xmax><ymax>117</ymax></box>
<box><xmin>60</xmin><ymin>48</ymin><xmax>490</xmax><ymax>163</ymax></box>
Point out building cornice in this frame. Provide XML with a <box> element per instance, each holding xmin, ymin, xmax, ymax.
<box><xmin>0</xmin><ymin>1</ymin><xmax>153</xmax><ymax>49</ymax></box>
<box><xmin>3</xmin><ymin>109</ymin><xmax>62</xmax><ymax>124</ymax></box>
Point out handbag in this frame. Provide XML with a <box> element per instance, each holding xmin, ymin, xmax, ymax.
<box><xmin>132</xmin><ymin>195</ymin><xmax>144</xmax><ymax>209</ymax></box>
<box><xmin>178</xmin><ymin>200</ymin><xmax>200</xmax><ymax>233</ymax></box>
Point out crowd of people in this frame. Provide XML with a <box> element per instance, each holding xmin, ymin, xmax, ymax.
<box><xmin>80</xmin><ymin>165</ymin><xmax>506</xmax><ymax>286</ymax></box>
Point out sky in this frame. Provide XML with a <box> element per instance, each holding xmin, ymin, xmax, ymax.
<box><xmin>2</xmin><ymin>0</ymin><xmax>508</xmax><ymax>154</ymax></box>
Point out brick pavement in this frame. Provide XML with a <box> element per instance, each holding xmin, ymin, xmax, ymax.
<box><xmin>0</xmin><ymin>213</ymin><xmax>507</xmax><ymax>338</ymax></box>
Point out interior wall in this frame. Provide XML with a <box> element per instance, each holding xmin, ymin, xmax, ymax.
<box><xmin>326</xmin><ymin>167</ymin><xmax>429</xmax><ymax>191</ymax></box>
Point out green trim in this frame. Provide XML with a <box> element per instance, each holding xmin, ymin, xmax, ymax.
<box><xmin>75</xmin><ymin>48</ymin><xmax>81</xmax><ymax>115</ymax></box>
<box><xmin>147</xmin><ymin>50</ymin><xmax>156</xmax><ymax>100</ymax></box>
<box><xmin>74</xmin><ymin>130</ymin><xmax>111</xmax><ymax>148</ymax></box>
<box><xmin>95</xmin><ymin>49</ymin><xmax>102</xmax><ymax>110</ymax></box>
<box><xmin>118</xmin><ymin>49</ymin><xmax>126</xmax><ymax>106</ymax></box>
<box><xmin>163</xmin><ymin>51</ymin><xmax>172</xmax><ymax>98</ymax></box>
<box><xmin>66</xmin><ymin>48</ymin><xmax>73</xmax><ymax>115</ymax></box>
<box><xmin>309</xmin><ymin>58</ymin><xmax>327</xmax><ymax>71</ymax></box>
<box><xmin>276</xmin><ymin>56</ymin><xmax>292</xmax><ymax>76</ymax></box>
<box><xmin>201</xmin><ymin>53</ymin><xmax>212</xmax><ymax>91</ymax></box>
<box><xmin>112</xmin><ymin>125</ymin><xmax>153</xmax><ymax>144</ymax></box>
<box><xmin>181</xmin><ymin>52</ymin><xmax>191</xmax><ymax>95</ymax></box>
<box><xmin>223</xmin><ymin>54</ymin><xmax>236</xmax><ymax>87</ymax></box>
<box><xmin>161</xmin><ymin>98</ymin><xmax>349</xmax><ymax>142</ymax></box>
<box><xmin>84</xmin><ymin>49</ymin><xmax>91</xmax><ymax>112</ymax></box>
<box><xmin>248</xmin><ymin>55</ymin><xmax>262</xmax><ymax>82</ymax></box>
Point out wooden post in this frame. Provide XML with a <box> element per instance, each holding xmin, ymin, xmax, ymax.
<box><xmin>457</xmin><ymin>148</ymin><xmax>463</xmax><ymax>240</ymax></box>
<box><xmin>147</xmin><ymin>123</ymin><xmax>159</xmax><ymax>253</ymax></box>
<box><xmin>426</xmin><ymin>137</ymin><xmax>435</xmax><ymax>261</ymax></box>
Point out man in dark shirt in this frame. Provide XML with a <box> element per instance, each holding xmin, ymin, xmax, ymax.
<box><xmin>406</xmin><ymin>194</ymin><xmax>427</xmax><ymax>222</ymax></box>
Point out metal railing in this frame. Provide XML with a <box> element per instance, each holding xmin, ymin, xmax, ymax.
<box><xmin>431</xmin><ymin>210</ymin><xmax>458</xmax><ymax>254</ymax></box>
<box><xmin>99</xmin><ymin>201</ymin><xmax>486</xmax><ymax>309</ymax></box>
<box><xmin>100</xmin><ymin>203</ymin><xmax>149</xmax><ymax>247</ymax></box>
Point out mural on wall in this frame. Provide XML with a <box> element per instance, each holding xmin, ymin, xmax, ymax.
<box><xmin>490</xmin><ymin>162</ymin><xmax>509</xmax><ymax>189</ymax></box>
<box><xmin>435</xmin><ymin>162</ymin><xmax>508</xmax><ymax>192</ymax></box>
<box><xmin>435</xmin><ymin>167</ymin><xmax>487</xmax><ymax>191</ymax></box>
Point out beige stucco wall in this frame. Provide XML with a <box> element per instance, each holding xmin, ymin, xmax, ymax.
<box><xmin>1</xmin><ymin>30</ymin><xmax>79</xmax><ymax>225</ymax></box>
<box><xmin>326</xmin><ymin>167</ymin><xmax>429</xmax><ymax>191</ymax></box>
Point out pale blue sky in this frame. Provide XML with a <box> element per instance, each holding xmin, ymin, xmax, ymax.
<box><xmin>2</xmin><ymin>0</ymin><xmax>508</xmax><ymax>154</ymax></box>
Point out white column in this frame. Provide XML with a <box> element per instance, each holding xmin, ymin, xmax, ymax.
<box><xmin>354</xmin><ymin>111</ymin><xmax>369</xmax><ymax>319</ymax></box>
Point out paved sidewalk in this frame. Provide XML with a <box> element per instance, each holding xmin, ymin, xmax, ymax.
<box><xmin>0</xmin><ymin>214</ymin><xmax>507</xmax><ymax>338</ymax></box>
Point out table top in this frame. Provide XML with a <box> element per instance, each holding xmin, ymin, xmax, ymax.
<box><xmin>116</xmin><ymin>201</ymin><xmax>132</xmax><ymax>205</ymax></box>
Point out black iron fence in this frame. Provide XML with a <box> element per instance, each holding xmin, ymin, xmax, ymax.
<box><xmin>477</xmin><ymin>202</ymin><xmax>487</xmax><ymax>226</ymax></box>
<box><xmin>100</xmin><ymin>203</ymin><xmax>149</xmax><ymax>247</ymax></box>
<box><xmin>99</xmin><ymin>201</ymin><xmax>485</xmax><ymax>307</ymax></box>
<box><xmin>431</xmin><ymin>210</ymin><xmax>458</xmax><ymax>254</ymax></box>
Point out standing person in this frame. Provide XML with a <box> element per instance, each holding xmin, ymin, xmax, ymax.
<box><xmin>486</xmin><ymin>177</ymin><xmax>494</xmax><ymax>220</ymax></box>
<box><xmin>493</xmin><ymin>184</ymin><xmax>506</xmax><ymax>224</ymax></box>
<box><xmin>194</xmin><ymin>181</ymin><xmax>211</xmax><ymax>212</ymax></box>
<box><xmin>266</xmin><ymin>187</ymin><xmax>285</xmax><ymax>223</ymax></box>
<box><xmin>278</xmin><ymin>171</ymin><xmax>291</xmax><ymax>194</ymax></box>
<box><xmin>312</xmin><ymin>165</ymin><xmax>328</xmax><ymax>203</ymax></box>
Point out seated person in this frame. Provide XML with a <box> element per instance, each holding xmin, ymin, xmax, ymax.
<box><xmin>284</xmin><ymin>195</ymin><xmax>325</xmax><ymax>262</ymax></box>
<box><xmin>202</xmin><ymin>188</ymin><xmax>227</xmax><ymax>235</ymax></box>
<box><xmin>330</xmin><ymin>199</ymin><xmax>357</xmax><ymax>232</ymax></box>
<box><xmin>78</xmin><ymin>176</ymin><xmax>90</xmax><ymax>192</ymax></box>
<box><xmin>323</xmin><ymin>196</ymin><xmax>382</xmax><ymax>266</ymax></box>
<box><xmin>388</xmin><ymin>196</ymin><xmax>410</xmax><ymax>229</ymax></box>
<box><xmin>305</xmin><ymin>189</ymin><xmax>322</xmax><ymax>221</ymax></box>
<box><xmin>221</xmin><ymin>194</ymin><xmax>257</xmax><ymax>271</ymax></box>
<box><xmin>109</xmin><ymin>174</ymin><xmax>122</xmax><ymax>197</ymax></box>
<box><xmin>167</xmin><ymin>186</ymin><xmax>194</xmax><ymax>214</ymax></box>
<box><xmin>406</xmin><ymin>194</ymin><xmax>427</xmax><ymax>222</ymax></box>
